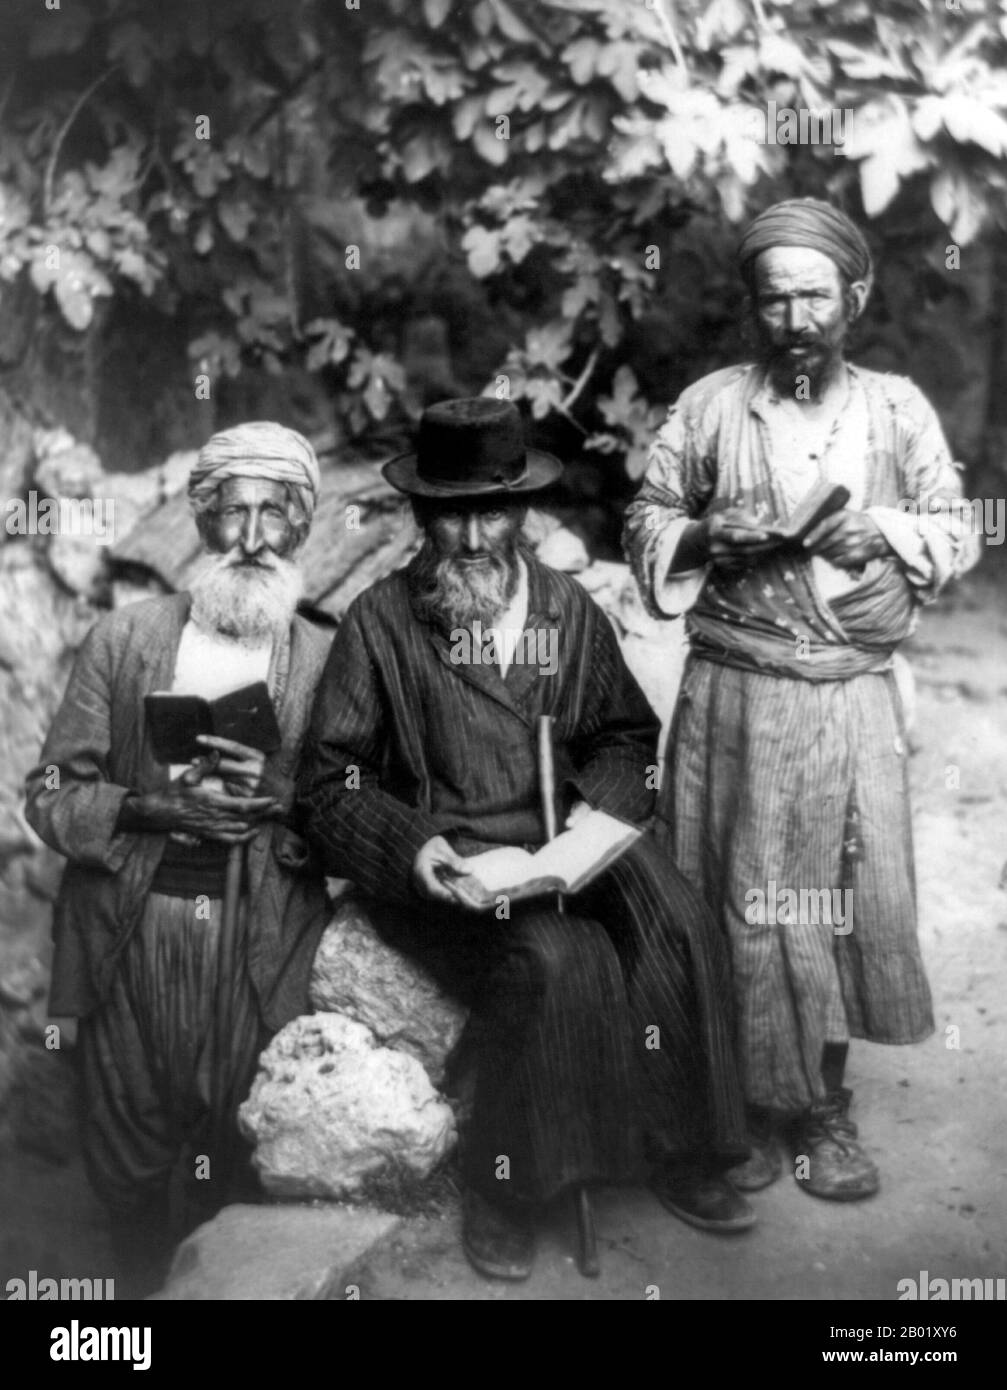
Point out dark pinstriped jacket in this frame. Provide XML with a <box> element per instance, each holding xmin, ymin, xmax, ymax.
<box><xmin>24</xmin><ymin>593</ymin><xmax>333</xmax><ymax>1026</ymax></box>
<box><xmin>297</xmin><ymin>556</ymin><xmax>660</xmax><ymax>905</ymax></box>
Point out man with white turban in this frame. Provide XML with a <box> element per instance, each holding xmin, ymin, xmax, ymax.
<box><xmin>625</xmin><ymin>200</ymin><xmax>980</xmax><ymax>1205</ymax></box>
<box><xmin>26</xmin><ymin>422</ymin><xmax>332</xmax><ymax>1292</ymax></box>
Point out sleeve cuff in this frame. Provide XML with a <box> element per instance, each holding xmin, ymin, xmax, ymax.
<box><xmin>867</xmin><ymin>506</ymin><xmax>935</xmax><ymax>589</ymax></box>
<box><xmin>653</xmin><ymin>519</ymin><xmax>708</xmax><ymax>618</ymax></box>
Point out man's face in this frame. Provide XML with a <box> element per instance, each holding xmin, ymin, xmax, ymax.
<box><xmin>751</xmin><ymin>246</ymin><xmax>860</xmax><ymax>396</ymax></box>
<box><xmin>200</xmin><ymin>477</ymin><xmax>302</xmax><ymax>562</ymax></box>
<box><xmin>424</xmin><ymin>502</ymin><xmax>524</xmax><ymax>565</ymax></box>
<box><xmin>412</xmin><ymin>498</ymin><xmax>526</xmax><ymax>628</ymax></box>
<box><xmin>190</xmin><ymin>476</ymin><xmax>305</xmax><ymax>641</ymax></box>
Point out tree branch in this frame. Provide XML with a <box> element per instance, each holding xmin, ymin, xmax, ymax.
<box><xmin>43</xmin><ymin>65</ymin><xmax>122</xmax><ymax>217</ymax></box>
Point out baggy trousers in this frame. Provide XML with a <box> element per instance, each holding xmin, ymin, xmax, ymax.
<box><xmin>78</xmin><ymin>891</ymin><xmax>266</xmax><ymax>1217</ymax></box>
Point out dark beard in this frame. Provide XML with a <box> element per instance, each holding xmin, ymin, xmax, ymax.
<box><xmin>762</xmin><ymin>341</ymin><xmax>844</xmax><ymax>400</ymax></box>
<box><xmin>408</xmin><ymin>535</ymin><xmax>526</xmax><ymax>630</ymax></box>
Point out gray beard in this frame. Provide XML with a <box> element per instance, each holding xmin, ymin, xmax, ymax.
<box><xmin>409</xmin><ymin>538</ymin><xmax>522</xmax><ymax>630</ymax></box>
<box><xmin>188</xmin><ymin>549</ymin><xmax>303</xmax><ymax>645</ymax></box>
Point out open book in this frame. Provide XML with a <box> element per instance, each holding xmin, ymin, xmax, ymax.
<box><xmin>144</xmin><ymin>681</ymin><xmax>281</xmax><ymax>764</ymax></box>
<box><xmin>763</xmin><ymin>480</ymin><xmax>850</xmax><ymax>548</ymax></box>
<box><xmin>438</xmin><ymin>808</ymin><xmax>643</xmax><ymax>907</ymax></box>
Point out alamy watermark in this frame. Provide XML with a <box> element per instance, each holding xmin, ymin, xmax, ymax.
<box><xmin>745</xmin><ymin>881</ymin><xmax>852</xmax><ymax>934</ymax></box>
<box><xmin>898</xmin><ymin>495</ymin><xmax>1005</xmax><ymax>546</ymax></box>
<box><xmin>5</xmin><ymin>1269</ymin><xmax>114</xmax><ymax>1299</ymax></box>
<box><xmin>3</xmin><ymin>491</ymin><xmax>116</xmax><ymax>544</ymax></box>
<box><xmin>748</xmin><ymin>101</ymin><xmax>851</xmax><ymax>146</ymax></box>
<box><xmin>449</xmin><ymin>621</ymin><xmax>558</xmax><ymax>677</ymax></box>
<box><xmin>897</xmin><ymin>1271</ymin><xmax>1005</xmax><ymax>1301</ymax></box>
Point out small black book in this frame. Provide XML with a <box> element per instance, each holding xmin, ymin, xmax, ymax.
<box><xmin>144</xmin><ymin>681</ymin><xmax>281</xmax><ymax>764</ymax></box>
<box><xmin>765</xmin><ymin>480</ymin><xmax>851</xmax><ymax>548</ymax></box>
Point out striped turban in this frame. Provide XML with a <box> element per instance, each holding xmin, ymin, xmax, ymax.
<box><xmin>737</xmin><ymin>198</ymin><xmax>873</xmax><ymax>289</ymax></box>
<box><xmin>188</xmin><ymin>421</ymin><xmax>321</xmax><ymax>521</ymax></box>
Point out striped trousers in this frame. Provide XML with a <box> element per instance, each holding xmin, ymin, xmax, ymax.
<box><xmin>370</xmin><ymin>833</ymin><xmax>747</xmax><ymax>1206</ymax></box>
<box><xmin>663</xmin><ymin>656</ymin><xmax>934</xmax><ymax>1114</ymax></box>
<box><xmin>78</xmin><ymin>892</ymin><xmax>266</xmax><ymax>1216</ymax></box>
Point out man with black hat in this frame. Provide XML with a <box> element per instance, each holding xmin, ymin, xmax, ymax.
<box><xmin>298</xmin><ymin>396</ymin><xmax>753</xmax><ymax>1280</ymax></box>
<box><xmin>625</xmin><ymin>199</ymin><xmax>979</xmax><ymax>1205</ymax></box>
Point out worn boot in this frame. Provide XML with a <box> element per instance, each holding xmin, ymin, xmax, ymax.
<box><xmin>793</xmin><ymin>1087</ymin><xmax>880</xmax><ymax>1202</ymax></box>
<box><xmin>653</xmin><ymin>1159</ymin><xmax>757</xmax><ymax>1233</ymax></box>
<box><xmin>727</xmin><ymin>1105</ymin><xmax>783</xmax><ymax>1193</ymax></box>
<box><xmin>462</xmin><ymin>1188</ymin><xmax>537</xmax><ymax>1280</ymax></box>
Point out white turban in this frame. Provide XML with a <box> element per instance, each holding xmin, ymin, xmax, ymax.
<box><xmin>188</xmin><ymin>421</ymin><xmax>321</xmax><ymax>519</ymax></box>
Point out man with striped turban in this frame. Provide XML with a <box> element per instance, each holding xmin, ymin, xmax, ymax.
<box><xmin>625</xmin><ymin>200</ymin><xmax>979</xmax><ymax>1204</ymax></box>
<box><xmin>26</xmin><ymin>422</ymin><xmax>332</xmax><ymax>1292</ymax></box>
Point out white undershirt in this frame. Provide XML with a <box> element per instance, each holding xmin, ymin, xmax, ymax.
<box><xmin>492</xmin><ymin>557</ymin><xmax>530</xmax><ymax>678</ymax></box>
<box><xmin>167</xmin><ymin>620</ymin><xmax>272</xmax><ymax>783</ymax></box>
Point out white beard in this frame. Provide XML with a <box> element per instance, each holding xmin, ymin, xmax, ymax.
<box><xmin>188</xmin><ymin>549</ymin><xmax>303</xmax><ymax>645</ymax></box>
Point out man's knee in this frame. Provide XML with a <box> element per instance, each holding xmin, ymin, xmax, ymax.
<box><xmin>504</xmin><ymin>911</ymin><xmax>622</xmax><ymax>993</ymax></box>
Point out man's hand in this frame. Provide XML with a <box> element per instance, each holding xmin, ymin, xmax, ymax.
<box><xmin>196</xmin><ymin>733</ymin><xmax>295</xmax><ymax>814</ymax></box>
<box><xmin>802</xmin><ymin>509</ymin><xmax>891</xmax><ymax>569</ymax></box>
<box><xmin>412</xmin><ymin>835</ymin><xmax>485</xmax><ymax>910</ymax></box>
<box><xmin>703</xmin><ymin>510</ymin><xmax>778</xmax><ymax>572</ymax></box>
<box><xmin>564</xmin><ymin>800</ymin><xmax>592</xmax><ymax>830</ymax></box>
<box><xmin>117</xmin><ymin>758</ymin><xmax>279</xmax><ymax>843</ymax></box>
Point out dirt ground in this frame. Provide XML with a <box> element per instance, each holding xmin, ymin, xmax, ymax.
<box><xmin>1</xmin><ymin>560</ymin><xmax>1005</xmax><ymax>1302</ymax></box>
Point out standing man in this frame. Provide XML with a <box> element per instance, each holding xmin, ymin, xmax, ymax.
<box><xmin>298</xmin><ymin>397</ymin><xmax>752</xmax><ymax>1283</ymax></box>
<box><xmin>25</xmin><ymin>423</ymin><xmax>332</xmax><ymax>1282</ymax></box>
<box><xmin>625</xmin><ymin>199</ymin><xmax>979</xmax><ymax>1202</ymax></box>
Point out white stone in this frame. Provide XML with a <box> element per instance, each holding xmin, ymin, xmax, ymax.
<box><xmin>155</xmin><ymin>1202</ymin><xmax>399</xmax><ymax>1301</ymax></box>
<box><xmin>239</xmin><ymin>1013</ymin><xmax>456</xmax><ymax>1201</ymax></box>
<box><xmin>310</xmin><ymin>897</ymin><xmax>467</xmax><ymax>1084</ymax></box>
<box><xmin>536</xmin><ymin>525</ymin><xmax>590</xmax><ymax>573</ymax></box>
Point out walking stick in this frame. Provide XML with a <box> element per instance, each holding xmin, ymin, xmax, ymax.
<box><xmin>210</xmin><ymin>841</ymin><xmax>245</xmax><ymax>1185</ymax></box>
<box><xmin>536</xmin><ymin>715</ymin><xmax>600</xmax><ymax>1279</ymax></box>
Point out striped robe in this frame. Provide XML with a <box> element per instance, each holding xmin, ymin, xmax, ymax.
<box><xmin>297</xmin><ymin>556</ymin><xmax>747</xmax><ymax>1204</ymax></box>
<box><xmin>625</xmin><ymin>361</ymin><xmax>980</xmax><ymax>1113</ymax></box>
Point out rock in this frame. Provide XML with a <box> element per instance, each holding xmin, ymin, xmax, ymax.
<box><xmin>310</xmin><ymin>898</ymin><xmax>467</xmax><ymax>1084</ymax></box>
<box><xmin>0</xmin><ymin>392</ymin><xmax>34</xmax><ymax>504</ymax></box>
<box><xmin>154</xmin><ymin>1202</ymin><xmax>399</xmax><ymax>1300</ymax></box>
<box><xmin>239</xmin><ymin>1014</ymin><xmax>456</xmax><ymax>1201</ymax></box>
<box><xmin>536</xmin><ymin>525</ymin><xmax>590</xmax><ymax>573</ymax></box>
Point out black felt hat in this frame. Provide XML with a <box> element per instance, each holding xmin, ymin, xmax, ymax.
<box><xmin>382</xmin><ymin>397</ymin><xmax>563</xmax><ymax>498</ymax></box>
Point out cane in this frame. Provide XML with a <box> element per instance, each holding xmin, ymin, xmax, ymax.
<box><xmin>209</xmin><ymin>841</ymin><xmax>245</xmax><ymax>1184</ymax></box>
<box><xmin>536</xmin><ymin>715</ymin><xmax>600</xmax><ymax>1279</ymax></box>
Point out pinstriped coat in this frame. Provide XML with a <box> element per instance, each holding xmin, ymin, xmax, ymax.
<box><xmin>297</xmin><ymin>556</ymin><xmax>662</xmax><ymax>896</ymax></box>
<box><xmin>24</xmin><ymin>593</ymin><xmax>332</xmax><ymax>1028</ymax></box>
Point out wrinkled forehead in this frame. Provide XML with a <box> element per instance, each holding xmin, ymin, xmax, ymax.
<box><xmin>212</xmin><ymin>476</ymin><xmax>290</xmax><ymax>507</ymax></box>
<box><xmin>753</xmin><ymin>245</ymin><xmax>845</xmax><ymax>294</ymax></box>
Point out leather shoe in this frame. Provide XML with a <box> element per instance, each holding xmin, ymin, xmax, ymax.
<box><xmin>653</xmin><ymin>1162</ymin><xmax>757</xmax><ymax>1233</ymax></box>
<box><xmin>728</xmin><ymin>1107</ymin><xmax>783</xmax><ymax>1192</ymax></box>
<box><xmin>793</xmin><ymin>1087</ymin><xmax>880</xmax><ymax>1202</ymax></box>
<box><xmin>462</xmin><ymin>1188</ymin><xmax>536</xmax><ymax>1280</ymax></box>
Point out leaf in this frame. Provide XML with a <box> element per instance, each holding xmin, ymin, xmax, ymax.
<box><xmin>461</xmin><ymin>224</ymin><xmax>502</xmax><ymax>277</ymax></box>
<box><xmin>523</xmin><ymin>376</ymin><xmax>564</xmax><ymax>420</ymax></box>
<box><xmin>218</xmin><ymin>200</ymin><xmax>255</xmax><ymax>242</ymax></box>
<box><xmin>563</xmin><ymin>37</ymin><xmax>600</xmax><ymax>86</ymax></box>
<box><xmin>524</xmin><ymin>320</ymin><xmax>572</xmax><ymax>372</ymax></box>
<box><xmin>500</xmin><ymin>214</ymin><xmax>536</xmax><ymax>263</ymax></box>
<box><xmin>826</xmin><ymin>39</ymin><xmax>910</xmax><ymax>82</ymax></box>
<box><xmin>107</xmin><ymin>21</ymin><xmax>155</xmax><ymax>86</ymax></box>
<box><xmin>858</xmin><ymin>156</ymin><xmax>901</xmax><ymax>218</ymax></box>
<box><xmin>489</xmin><ymin>0</ymin><xmax>539</xmax><ymax>44</ymax></box>
<box><xmin>52</xmin><ymin>252</ymin><xmax>104</xmax><ymax>331</ymax></box>
<box><xmin>930</xmin><ymin>168</ymin><xmax>987</xmax><ymax>245</ymax></box>
<box><xmin>400</xmin><ymin>131</ymin><xmax>447</xmax><ymax>182</ymax></box>
<box><xmin>304</xmin><ymin>317</ymin><xmax>354</xmax><ymax>371</ymax></box>
<box><xmin>423</xmin><ymin>0</ymin><xmax>453</xmax><ymax>28</ymax></box>
<box><xmin>472</xmin><ymin>120</ymin><xmax>509</xmax><ymax>166</ymax></box>
<box><xmin>939</xmin><ymin>96</ymin><xmax>1007</xmax><ymax>157</ymax></box>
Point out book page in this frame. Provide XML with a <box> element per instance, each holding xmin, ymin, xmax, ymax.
<box><xmin>459</xmin><ymin>809</ymin><xmax>641</xmax><ymax>899</ymax></box>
